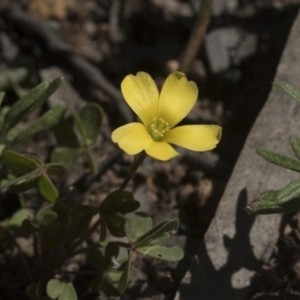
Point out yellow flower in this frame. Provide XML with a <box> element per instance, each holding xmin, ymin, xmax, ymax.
<box><xmin>112</xmin><ymin>72</ymin><xmax>222</xmax><ymax>161</ymax></box>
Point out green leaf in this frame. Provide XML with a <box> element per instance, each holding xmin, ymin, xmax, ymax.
<box><xmin>246</xmin><ymin>194</ymin><xmax>300</xmax><ymax>214</ymax></box>
<box><xmin>137</xmin><ymin>245</ymin><xmax>184</xmax><ymax>261</ymax></box>
<box><xmin>275</xmin><ymin>180</ymin><xmax>300</xmax><ymax>204</ymax></box>
<box><xmin>3</xmin><ymin>77</ymin><xmax>63</xmax><ymax>133</ymax></box>
<box><xmin>147</xmin><ymin>232</ymin><xmax>171</xmax><ymax>246</ymax></box>
<box><xmin>79</xmin><ymin>103</ymin><xmax>103</xmax><ymax>145</ymax></box>
<box><xmin>119</xmin><ymin>250</ymin><xmax>132</xmax><ymax>295</ymax></box>
<box><xmin>22</xmin><ymin>219</ymin><xmax>38</xmax><ymax>235</ymax></box>
<box><xmin>41</xmin><ymin>211</ymin><xmax>58</xmax><ymax>227</ymax></box>
<box><xmin>257</xmin><ymin>148</ymin><xmax>300</xmax><ymax>173</ymax></box>
<box><xmin>52</xmin><ymin>118</ymin><xmax>80</xmax><ymax>147</ymax></box>
<box><xmin>0</xmin><ymin>144</ymin><xmax>5</xmax><ymax>156</ymax></box>
<box><xmin>0</xmin><ymin>67</ymin><xmax>28</xmax><ymax>90</ymax></box>
<box><xmin>9</xmin><ymin>208</ymin><xmax>34</xmax><ymax>227</ymax></box>
<box><xmin>70</xmin><ymin>106</ymin><xmax>85</xmax><ymax>141</ymax></box>
<box><xmin>3</xmin><ymin>150</ymin><xmax>40</xmax><ymax>176</ymax></box>
<box><xmin>36</xmin><ymin>204</ymin><xmax>54</xmax><ymax>222</ymax></box>
<box><xmin>46</xmin><ymin>163</ymin><xmax>67</xmax><ymax>176</ymax></box>
<box><xmin>10</xmin><ymin>102</ymin><xmax>66</xmax><ymax>147</ymax></box>
<box><xmin>273</xmin><ymin>81</ymin><xmax>300</xmax><ymax>103</ymax></box>
<box><xmin>51</xmin><ymin>147</ymin><xmax>80</xmax><ymax>170</ymax></box>
<box><xmin>135</xmin><ymin>219</ymin><xmax>179</xmax><ymax>248</ymax></box>
<box><xmin>26</xmin><ymin>282</ymin><xmax>42</xmax><ymax>300</ymax></box>
<box><xmin>8</xmin><ymin>176</ymin><xmax>39</xmax><ymax>193</ymax></box>
<box><xmin>22</xmin><ymin>154</ymin><xmax>44</xmax><ymax>166</ymax></box>
<box><xmin>0</xmin><ymin>170</ymin><xmax>40</xmax><ymax>191</ymax></box>
<box><xmin>290</xmin><ymin>135</ymin><xmax>300</xmax><ymax>160</ymax></box>
<box><xmin>3</xmin><ymin>82</ymin><xmax>48</xmax><ymax>133</ymax></box>
<box><xmin>87</xmin><ymin>249</ymin><xmax>105</xmax><ymax>270</ymax></box>
<box><xmin>101</xmin><ymin>190</ymin><xmax>140</xmax><ymax>214</ymax></box>
<box><xmin>0</xmin><ymin>106</ymin><xmax>9</xmax><ymax>136</ymax></box>
<box><xmin>99</xmin><ymin>219</ymin><xmax>108</xmax><ymax>247</ymax></box>
<box><xmin>47</xmin><ymin>279</ymin><xmax>63</xmax><ymax>299</ymax></box>
<box><xmin>51</xmin><ymin>118</ymin><xmax>80</xmax><ymax>169</ymax></box>
<box><xmin>0</xmin><ymin>92</ymin><xmax>5</xmax><ymax>107</ymax></box>
<box><xmin>125</xmin><ymin>212</ymin><xmax>152</xmax><ymax>243</ymax></box>
<box><xmin>59</xmin><ymin>282</ymin><xmax>77</xmax><ymax>300</ymax></box>
<box><xmin>101</xmin><ymin>209</ymin><xmax>126</xmax><ymax>237</ymax></box>
<box><xmin>38</xmin><ymin>175</ymin><xmax>58</xmax><ymax>202</ymax></box>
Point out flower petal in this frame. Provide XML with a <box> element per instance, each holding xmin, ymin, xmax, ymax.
<box><xmin>112</xmin><ymin>123</ymin><xmax>152</xmax><ymax>155</ymax></box>
<box><xmin>158</xmin><ymin>72</ymin><xmax>198</xmax><ymax>128</ymax></box>
<box><xmin>164</xmin><ymin>125</ymin><xmax>222</xmax><ymax>151</ymax></box>
<box><xmin>121</xmin><ymin>72</ymin><xmax>159</xmax><ymax>126</ymax></box>
<box><xmin>145</xmin><ymin>140</ymin><xmax>179</xmax><ymax>161</ymax></box>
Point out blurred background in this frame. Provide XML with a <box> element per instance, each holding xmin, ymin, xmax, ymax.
<box><xmin>0</xmin><ymin>0</ymin><xmax>300</xmax><ymax>299</ymax></box>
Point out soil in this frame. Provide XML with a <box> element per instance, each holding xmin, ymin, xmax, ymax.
<box><xmin>1</xmin><ymin>0</ymin><xmax>300</xmax><ymax>299</ymax></box>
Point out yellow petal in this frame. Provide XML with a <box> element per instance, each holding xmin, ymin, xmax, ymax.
<box><xmin>121</xmin><ymin>72</ymin><xmax>159</xmax><ymax>126</ymax></box>
<box><xmin>112</xmin><ymin>123</ymin><xmax>152</xmax><ymax>155</ymax></box>
<box><xmin>145</xmin><ymin>140</ymin><xmax>179</xmax><ymax>161</ymax></box>
<box><xmin>164</xmin><ymin>125</ymin><xmax>222</xmax><ymax>151</ymax></box>
<box><xmin>158</xmin><ymin>72</ymin><xmax>198</xmax><ymax>128</ymax></box>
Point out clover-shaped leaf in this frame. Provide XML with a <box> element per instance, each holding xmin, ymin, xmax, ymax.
<box><xmin>46</xmin><ymin>279</ymin><xmax>77</xmax><ymax>300</ymax></box>
<box><xmin>87</xmin><ymin>249</ymin><xmax>105</xmax><ymax>270</ymax></box>
<box><xmin>51</xmin><ymin>118</ymin><xmax>80</xmax><ymax>169</ymax></box>
<box><xmin>124</xmin><ymin>212</ymin><xmax>152</xmax><ymax>243</ymax></box>
<box><xmin>137</xmin><ymin>245</ymin><xmax>184</xmax><ymax>261</ymax></box>
<box><xmin>124</xmin><ymin>215</ymin><xmax>183</xmax><ymax>262</ymax></box>
<box><xmin>100</xmin><ymin>190</ymin><xmax>140</xmax><ymax>214</ymax></box>
<box><xmin>2</xmin><ymin>150</ymin><xmax>65</xmax><ymax>202</ymax></box>
<box><xmin>78</xmin><ymin>103</ymin><xmax>103</xmax><ymax>146</ymax></box>
<box><xmin>100</xmin><ymin>190</ymin><xmax>140</xmax><ymax>238</ymax></box>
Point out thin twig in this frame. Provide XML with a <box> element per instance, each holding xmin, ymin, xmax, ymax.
<box><xmin>0</xmin><ymin>4</ymin><xmax>133</xmax><ymax>123</ymax></box>
<box><xmin>179</xmin><ymin>0</ymin><xmax>212</xmax><ymax>73</ymax></box>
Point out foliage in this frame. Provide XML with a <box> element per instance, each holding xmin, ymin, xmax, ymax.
<box><xmin>0</xmin><ymin>78</ymin><xmax>184</xmax><ymax>299</ymax></box>
<box><xmin>246</xmin><ymin>82</ymin><xmax>300</xmax><ymax>214</ymax></box>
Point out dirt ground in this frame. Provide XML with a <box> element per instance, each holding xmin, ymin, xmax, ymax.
<box><xmin>1</xmin><ymin>0</ymin><xmax>300</xmax><ymax>299</ymax></box>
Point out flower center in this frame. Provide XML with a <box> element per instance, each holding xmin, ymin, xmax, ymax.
<box><xmin>148</xmin><ymin>117</ymin><xmax>169</xmax><ymax>141</ymax></box>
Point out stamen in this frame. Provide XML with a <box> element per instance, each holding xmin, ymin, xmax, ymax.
<box><xmin>148</xmin><ymin>117</ymin><xmax>169</xmax><ymax>141</ymax></box>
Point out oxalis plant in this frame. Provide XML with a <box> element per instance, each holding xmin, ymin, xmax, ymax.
<box><xmin>0</xmin><ymin>72</ymin><xmax>222</xmax><ymax>299</ymax></box>
<box><xmin>246</xmin><ymin>82</ymin><xmax>300</xmax><ymax>215</ymax></box>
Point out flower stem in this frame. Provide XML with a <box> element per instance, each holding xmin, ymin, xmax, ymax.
<box><xmin>119</xmin><ymin>151</ymin><xmax>147</xmax><ymax>190</ymax></box>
